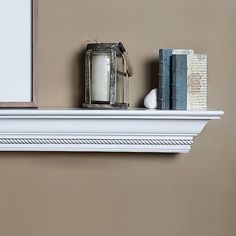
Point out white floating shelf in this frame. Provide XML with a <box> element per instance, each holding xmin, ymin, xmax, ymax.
<box><xmin>0</xmin><ymin>109</ymin><xmax>223</xmax><ymax>153</ymax></box>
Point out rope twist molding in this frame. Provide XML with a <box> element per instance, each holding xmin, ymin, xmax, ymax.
<box><xmin>0</xmin><ymin>138</ymin><xmax>193</xmax><ymax>146</ymax></box>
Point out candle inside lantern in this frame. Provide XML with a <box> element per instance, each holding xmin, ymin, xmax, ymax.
<box><xmin>91</xmin><ymin>53</ymin><xmax>111</xmax><ymax>102</ymax></box>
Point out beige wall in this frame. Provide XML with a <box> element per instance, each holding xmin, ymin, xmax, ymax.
<box><xmin>0</xmin><ymin>0</ymin><xmax>235</xmax><ymax>235</ymax></box>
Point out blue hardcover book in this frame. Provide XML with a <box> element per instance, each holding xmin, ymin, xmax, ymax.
<box><xmin>171</xmin><ymin>54</ymin><xmax>187</xmax><ymax>110</ymax></box>
<box><xmin>158</xmin><ymin>49</ymin><xmax>172</xmax><ymax>110</ymax></box>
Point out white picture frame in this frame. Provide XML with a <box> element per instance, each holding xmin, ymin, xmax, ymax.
<box><xmin>0</xmin><ymin>0</ymin><xmax>37</xmax><ymax>107</ymax></box>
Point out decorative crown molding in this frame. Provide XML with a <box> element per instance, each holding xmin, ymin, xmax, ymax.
<box><xmin>0</xmin><ymin>109</ymin><xmax>223</xmax><ymax>153</ymax></box>
<box><xmin>0</xmin><ymin>138</ymin><xmax>193</xmax><ymax>146</ymax></box>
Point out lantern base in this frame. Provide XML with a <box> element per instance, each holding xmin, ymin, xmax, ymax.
<box><xmin>82</xmin><ymin>103</ymin><xmax>129</xmax><ymax>109</ymax></box>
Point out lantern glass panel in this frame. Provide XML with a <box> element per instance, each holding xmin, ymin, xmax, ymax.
<box><xmin>116</xmin><ymin>56</ymin><xmax>129</xmax><ymax>107</ymax></box>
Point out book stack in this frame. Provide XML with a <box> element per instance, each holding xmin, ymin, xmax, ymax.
<box><xmin>157</xmin><ymin>49</ymin><xmax>207</xmax><ymax>110</ymax></box>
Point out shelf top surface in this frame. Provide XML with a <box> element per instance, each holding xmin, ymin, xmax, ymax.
<box><xmin>0</xmin><ymin>108</ymin><xmax>224</xmax><ymax>119</ymax></box>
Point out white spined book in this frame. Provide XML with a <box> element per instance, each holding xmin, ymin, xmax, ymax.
<box><xmin>188</xmin><ymin>54</ymin><xmax>207</xmax><ymax>110</ymax></box>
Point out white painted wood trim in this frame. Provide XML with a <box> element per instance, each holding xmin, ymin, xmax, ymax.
<box><xmin>0</xmin><ymin>109</ymin><xmax>223</xmax><ymax>153</ymax></box>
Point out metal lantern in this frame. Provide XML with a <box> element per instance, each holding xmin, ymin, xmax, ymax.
<box><xmin>83</xmin><ymin>43</ymin><xmax>133</xmax><ymax>109</ymax></box>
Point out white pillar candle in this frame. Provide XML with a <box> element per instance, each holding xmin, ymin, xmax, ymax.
<box><xmin>91</xmin><ymin>53</ymin><xmax>111</xmax><ymax>102</ymax></box>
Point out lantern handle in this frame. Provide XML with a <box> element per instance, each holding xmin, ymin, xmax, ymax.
<box><xmin>118</xmin><ymin>42</ymin><xmax>133</xmax><ymax>77</ymax></box>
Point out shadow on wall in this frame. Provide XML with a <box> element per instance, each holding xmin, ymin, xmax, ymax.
<box><xmin>146</xmin><ymin>57</ymin><xmax>159</xmax><ymax>91</ymax></box>
<box><xmin>71</xmin><ymin>46</ymin><xmax>86</xmax><ymax>108</ymax></box>
<box><xmin>137</xmin><ymin>57</ymin><xmax>159</xmax><ymax>107</ymax></box>
<box><xmin>0</xmin><ymin>152</ymin><xmax>178</xmax><ymax>160</ymax></box>
<box><xmin>0</xmin><ymin>152</ymin><xmax>179</xmax><ymax>173</ymax></box>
